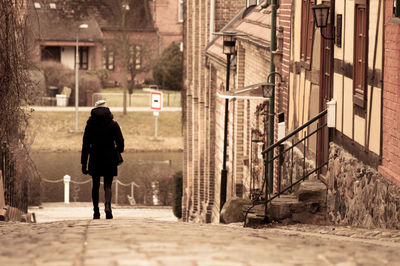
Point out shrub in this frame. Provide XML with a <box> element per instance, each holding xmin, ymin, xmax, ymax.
<box><xmin>40</xmin><ymin>61</ymin><xmax>101</xmax><ymax>106</ymax></box>
<box><xmin>172</xmin><ymin>171</ymin><xmax>183</xmax><ymax>219</ymax></box>
<box><xmin>152</xmin><ymin>43</ymin><xmax>183</xmax><ymax>91</ymax></box>
<box><xmin>77</xmin><ymin>73</ymin><xmax>101</xmax><ymax>106</ymax></box>
<box><xmin>89</xmin><ymin>69</ymin><xmax>110</xmax><ymax>88</ymax></box>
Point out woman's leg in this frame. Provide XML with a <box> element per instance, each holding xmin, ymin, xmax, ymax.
<box><xmin>104</xmin><ymin>176</ymin><xmax>114</xmax><ymax>219</ymax></box>
<box><xmin>104</xmin><ymin>176</ymin><xmax>114</xmax><ymax>203</ymax></box>
<box><xmin>92</xmin><ymin>176</ymin><xmax>100</xmax><ymax>208</ymax></box>
<box><xmin>92</xmin><ymin>176</ymin><xmax>101</xmax><ymax>219</ymax></box>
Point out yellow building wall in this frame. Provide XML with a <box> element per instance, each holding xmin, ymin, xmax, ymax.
<box><xmin>333</xmin><ymin>73</ymin><xmax>343</xmax><ymax>132</ymax></box>
<box><xmin>368</xmin><ymin>85</ymin><xmax>382</xmax><ymax>155</ymax></box>
<box><xmin>332</xmin><ymin>0</ymin><xmax>382</xmax><ymax>156</ymax></box>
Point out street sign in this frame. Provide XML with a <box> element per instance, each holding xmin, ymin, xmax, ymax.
<box><xmin>150</xmin><ymin>91</ymin><xmax>162</xmax><ymax>111</ymax></box>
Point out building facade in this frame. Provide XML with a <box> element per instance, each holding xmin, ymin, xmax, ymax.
<box><xmin>183</xmin><ymin>0</ymin><xmax>400</xmax><ymax>228</ymax></box>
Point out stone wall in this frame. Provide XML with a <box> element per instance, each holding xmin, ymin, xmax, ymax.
<box><xmin>327</xmin><ymin>143</ymin><xmax>400</xmax><ymax>229</ymax></box>
<box><xmin>277</xmin><ymin>141</ymin><xmax>318</xmax><ymax>194</ymax></box>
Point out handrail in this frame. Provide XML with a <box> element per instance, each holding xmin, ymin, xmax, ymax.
<box><xmin>262</xmin><ymin>109</ymin><xmax>327</xmax><ymax>155</ymax></box>
<box><xmin>244</xmin><ymin>109</ymin><xmax>328</xmax><ymax>227</ymax></box>
<box><xmin>266</xmin><ymin>122</ymin><xmax>327</xmax><ymax>164</ymax></box>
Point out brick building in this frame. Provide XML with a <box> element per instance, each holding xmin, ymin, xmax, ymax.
<box><xmin>26</xmin><ymin>0</ymin><xmax>182</xmax><ymax>86</ymax></box>
<box><xmin>151</xmin><ymin>0</ymin><xmax>183</xmax><ymax>53</ymax></box>
<box><xmin>183</xmin><ymin>1</ymin><xmax>289</xmax><ymax>222</ymax></box>
<box><xmin>379</xmin><ymin>0</ymin><xmax>400</xmax><ymax>188</ymax></box>
<box><xmin>183</xmin><ymin>0</ymin><xmax>248</xmax><ymax>223</ymax></box>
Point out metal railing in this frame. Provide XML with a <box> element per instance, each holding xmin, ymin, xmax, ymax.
<box><xmin>244</xmin><ymin>109</ymin><xmax>328</xmax><ymax>225</ymax></box>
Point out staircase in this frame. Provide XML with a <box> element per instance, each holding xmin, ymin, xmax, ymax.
<box><xmin>245</xmin><ymin>180</ymin><xmax>327</xmax><ymax>226</ymax></box>
<box><xmin>244</xmin><ymin>110</ymin><xmax>329</xmax><ymax>227</ymax></box>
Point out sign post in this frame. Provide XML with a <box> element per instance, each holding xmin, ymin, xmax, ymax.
<box><xmin>150</xmin><ymin>91</ymin><xmax>163</xmax><ymax>140</ymax></box>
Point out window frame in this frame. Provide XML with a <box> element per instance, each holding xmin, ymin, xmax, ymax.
<box><xmin>129</xmin><ymin>44</ymin><xmax>142</xmax><ymax>70</ymax></box>
<box><xmin>353</xmin><ymin>4</ymin><xmax>368</xmax><ymax>108</ymax></box>
<box><xmin>178</xmin><ymin>0</ymin><xmax>183</xmax><ymax>23</ymax></box>
<box><xmin>103</xmin><ymin>45</ymin><xmax>114</xmax><ymax>71</ymax></box>
<box><xmin>300</xmin><ymin>0</ymin><xmax>314</xmax><ymax>63</ymax></box>
<box><xmin>394</xmin><ymin>0</ymin><xmax>400</xmax><ymax>18</ymax></box>
<box><xmin>79</xmin><ymin>46</ymin><xmax>89</xmax><ymax>70</ymax></box>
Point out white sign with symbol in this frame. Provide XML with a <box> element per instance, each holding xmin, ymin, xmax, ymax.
<box><xmin>150</xmin><ymin>91</ymin><xmax>162</xmax><ymax>111</ymax></box>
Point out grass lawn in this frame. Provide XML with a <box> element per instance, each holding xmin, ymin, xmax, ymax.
<box><xmin>27</xmin><ymin>111</ymin><xmax>183</xmax><ymax>152</ymax></box>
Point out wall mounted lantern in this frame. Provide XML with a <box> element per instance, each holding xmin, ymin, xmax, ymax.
<box><xmin>222</xmin><ymin>32</ymin><xmax>237</xmax><ymax>55</ymax></box>
<box><xmin>312</xmin><ymin>3</ymin><xmax>334</xmax><ymax>40</ymax></box>
<box><xmin>262</xmin><ymin>71</ymin><xmax>284</xmax><ymax>98</ymax></box>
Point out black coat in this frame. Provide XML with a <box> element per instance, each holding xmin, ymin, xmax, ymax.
<box><xmin>81</xmin><ymin>107</ymin><xmax>124</xmax><ymax>177</ymax></box>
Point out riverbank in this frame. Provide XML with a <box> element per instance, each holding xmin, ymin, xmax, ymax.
<box><xmin>27</xmin><ymin>110</ymin><xmax>183</xmax><ymax>151</ymax></box>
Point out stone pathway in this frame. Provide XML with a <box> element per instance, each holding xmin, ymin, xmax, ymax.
<box><xmin>0</xmin><ymin>204</ymin><xmax>400</xmax><ymax>265</ymax></box>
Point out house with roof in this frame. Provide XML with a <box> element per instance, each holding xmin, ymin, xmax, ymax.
<box><xmin>26</xmin><ymin>0</ymin><xmax>182</xmax><ymax>86</ymax></box>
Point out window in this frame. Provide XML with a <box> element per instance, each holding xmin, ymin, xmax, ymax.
<box><xmin>246</xmin><ymin>0</ymin><xmax>259</xmax><ymax>7</ymax></box>
<box><xmin>34</xmin><ymin>2</ymin><xmax>41</xmax><ymax>8</ymax></box>
<box><xmin>49</xmin><ymin>3</ymin><xmax>56</xmax><ymax>9</ymax></box>
<box><xmin>178</xmin><ymin>0</ymin><xmax>183</xmax><ymax>22</ymax></box>
<box><xmin>103</xmin><ymin>46</ymin><xmax>114</xmax><ymax>71</ymax></box>
<box><xmin>79</xmin><ymin>47</ymin><xmax>88</xmax><ymax>70</ymax></box>
<box><xmin>394</xmin><ymin>0</ymin><xmax>400</xmax><ymax>17</ymax></box>
<box><xmin>301</xmin><ymin>0</ymin><xmax>314</xmax><ymax>61</ymax></box>
<box><xmin>129</xmin><ymin>45</ymin><xmax>141</xmax><ymax>70</ymax></box>
<box><xmin>353</xmin><ymin>4</ymin><xmax>368</xmax><ymax>108</ymax></box>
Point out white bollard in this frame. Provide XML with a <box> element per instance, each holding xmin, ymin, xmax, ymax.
<box><xmin>64</xmin><ymin>175</ymin><xmax>71</xmax><ymax>204</ymax></box>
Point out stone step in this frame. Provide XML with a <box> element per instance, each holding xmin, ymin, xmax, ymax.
<box><xmin>268</xmin><ymin>195</ymin><xmax>304</xmax><ymax>220</ymax></box>
<box><xmin>295</xmin><ymin>180</ymin><xmax>327</xmax><ymax>203</ymax></box>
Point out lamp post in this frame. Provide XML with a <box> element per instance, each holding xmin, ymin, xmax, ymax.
<box><xmin>75</xmin><ymin>23</ymin><xmax>88</xmax><ymax>132</ymax></box>
<box><xmin>264</xmin><ymin>0</ymin><xmax>278</xmax><ymax>208</ymax></box>
<box><xmin>220</xmin><ymin>31</ymin><xmax>236</xmax><ymax>210</ymax></box>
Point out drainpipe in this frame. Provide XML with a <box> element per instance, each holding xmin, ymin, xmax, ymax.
<box><xmin>267</xmin><ymin>0</ymin><xmax>277</xmax><ymax>196</ymax></box>
<box><xmin>209</xmin><ymin>0</ymin><xmax>215</xmax><ymax>41</ymax></box>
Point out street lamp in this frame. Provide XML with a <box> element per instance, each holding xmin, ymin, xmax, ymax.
<box><xmin>75</xmin><ymin>23</ymin><xmax>88</xmax><ymax>132</ymax></box>
<box><xmin>312</xmin><ymin>3</ymin><xmax>334</xmax><ymax>40</ymax></box>
<box><xmin>219</xmin><ymin>31</ymin><xmax>236</xmax><ymax>211</ymax></box>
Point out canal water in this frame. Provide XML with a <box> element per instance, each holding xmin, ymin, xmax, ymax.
<box><xmin>31</xmin><ymin>151</ymin><xmax>183</xmax><ymax>205</ymax></box>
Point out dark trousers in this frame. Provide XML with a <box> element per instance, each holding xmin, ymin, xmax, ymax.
<box><xmin>92</xmin><ymin>176</ymin><xmax>114</xmax><ymax>208</ymax></box>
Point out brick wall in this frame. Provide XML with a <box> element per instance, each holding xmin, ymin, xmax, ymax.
<box><xmin>153</xmin><ymin>0</ymin><xmax>183</xmax><ymax>51</ymax></box>
<box><xmin>277</xmin><ymin>0</ymin><xmax>291</xmax><ymax>118</ymax></box>
<box><xmin>378</xmin><ymin>0</ymin><xmax>400</xmax><ymax>188</ymax></box>
<box><xmin>182</xmin><ymin>0</ymin><xmax>244</xmax><ymax>222</ymax></box>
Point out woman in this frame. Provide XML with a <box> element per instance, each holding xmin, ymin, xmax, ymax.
<box><xmin>81</xmin><ymin>100</ymin><xmax>124</xmax><ymax>219</ymax></box>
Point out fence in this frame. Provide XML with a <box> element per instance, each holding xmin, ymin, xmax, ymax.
<box><xmin>41</xmin><ymin>175</ymin><xmax>140</xmax><ymax>205</ymax></box>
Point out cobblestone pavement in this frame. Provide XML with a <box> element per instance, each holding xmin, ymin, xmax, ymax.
<box><xmin>1</xmin><ymin>204</ymin><xmax>400</xmax><ymax>265</ymax></box>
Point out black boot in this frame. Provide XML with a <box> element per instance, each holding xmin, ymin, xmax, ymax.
<box><xmin>93</xmin><ymin>207</ymin><xmax>100</xmax><ymax>219</ymax></box>
<box><xmin>105</xmin><ymin>202</ymin><xmax>113</xmax><ymax>219</ymax></box>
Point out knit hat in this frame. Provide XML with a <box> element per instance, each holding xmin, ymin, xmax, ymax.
<box><xmin>95</xmin><ymin>100</ymin><xmax>107</xmax><ymax>107</ymax></box>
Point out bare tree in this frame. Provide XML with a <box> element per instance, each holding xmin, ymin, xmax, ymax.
<box><xmin>0</xmin><ymin>0</ymin><xmax>41</xmax><ymax>211</ymax></box>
